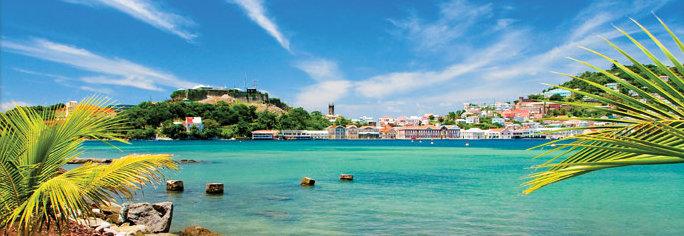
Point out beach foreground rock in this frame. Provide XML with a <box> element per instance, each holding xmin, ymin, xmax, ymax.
<box><xmin>99</xmin><ymin>202</ymin><xmax>123</xmax><ymax>224</ymax></box>
<box><xmin>117</xmin><ymin>224</ymin><xmax>150</xmax><ymax>236</ymax></box>
<box><xmin>123</xmin><ymin>202</ymin><xmax>173</xmax><ymax>233</ymax></box>
<box><xmin>181</xmin><ymin>226</ymin><xmax>221</xmax><ymax>236</ymax></box>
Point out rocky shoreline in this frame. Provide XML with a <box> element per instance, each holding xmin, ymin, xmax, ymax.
<box><xmin>82</xmin><ymin>201</ymin><xmax>220</xmax><ymax>236</ymax></box>
<box><xmin>66</xmin><ymin>158</ymin><xmax>204</xmax><ymax>165</ymax></box>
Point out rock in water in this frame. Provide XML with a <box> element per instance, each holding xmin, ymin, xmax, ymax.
<box><xmin>166</xmin><ymin>180</ymin><xmax>184</xmax><ymax>191</ymax></box>
<box><xmin>205</xmin><ymin>183</ymin><xmax>224</xmax><ymax>194</ymax></box>
<box><xmin>123</xmin><ymin>202</ymin><xmax>173</xmax><ymax>233</ymax></box>
<box><xmin>340</xmin><ymin>174</ymin><xmax>354</xmax><ymax>181</ymax></box>
<box><xmin>181</xmin><ymin>226</ymin><xmax>221</xmax><ymax>236</ymax></box>
<box><xmin>301</xmin><ymin>177</ymin><xmax>315</xmax><ymax>186</ymax></box>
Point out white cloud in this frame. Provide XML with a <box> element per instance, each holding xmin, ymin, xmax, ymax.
<box><xmin>79</xmin><ymin>85</ymin><xmax>114</xmax><ymax>95</ymax></box>
<box><xmin>80</xmin><ymin>75</ymin><xmax>162</xmax><ymax>91</ymax></box>
<box><xmin>293</xmin><ymin>80</ymin><xmax>351</xmax><ymax>111</ymax></box>
<box><xmin>1</xmin><ymin>101</ymin><xmax>32</xmax><ymax>111</ymax></box>
<box><xmin>13</xmin><ymin>67</ymin><xmax>71</xmax><ymax>82</ymax></box>
<box><xmin>295</xmin><ymin>59</ymin><xmax>343</xmax><ymax>81</ymax></box>
<box><xmin>355</xmin><ymin>30</ymin><xmax>525</xmax><ymax>98</ymax></box>
<box><xmin>14</xmin><ymin>67</ymin><xmax>113</xmax><ymax>94</ymax></box>
<box><xmin>2</xmin><ymin>38</ymin><xmax>199</xmax><ymax>91</ymax></box>
<box><xmin>493</xmin><ymin>18</ymin><xmax>517</xmax><ymax>31</ymax></box>
<box><xmin>64</xmin><ymin>0</ymin><xmax>197</xmax><ymax>41</ymax></box>
<box><xmin>390</xmin><ymin>0</ymin><xmax>493</xmax><ymax>52</ymax></box>
<box><xmin>232</xmin><ymin>0</ymin><xmax>291</xmax><ymax>52</ymax></box>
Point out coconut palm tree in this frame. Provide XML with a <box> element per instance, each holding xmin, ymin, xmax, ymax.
<box><xmin>524</xmin><ymin>16</ymin><xmax>684</xmax><ymax>194</ymax></box>
<box><xmin>0</xmin><ymin>97</ymin><xmax>178</xmax><ymax>235</ymax></box>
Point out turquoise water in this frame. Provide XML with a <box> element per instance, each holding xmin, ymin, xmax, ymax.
<box><xmin>78</xmin><ymin>140</ymin><xmax>684</xmax><ymax>235</ymax></box>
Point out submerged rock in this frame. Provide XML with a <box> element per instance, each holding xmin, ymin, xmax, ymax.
<box><xmin>263</xmin><ymin>195</ymin><xmax>291</xmax><ymax>201</ymax></box>
<box><xmin>123</xmin><ymin>202</ymin><xmax>173</xmax><ymax>233</ymax></box>
<box><xmin>178</xmin><ymin>159</ymin><xmax>201</xmax><ymax>164</ymax></box>
<box><xmin>180</xmin><ymin>226</ymin><xmax>221</xmax><ymax>236</ymax></box>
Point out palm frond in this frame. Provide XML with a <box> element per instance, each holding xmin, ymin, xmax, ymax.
<box><xmin>0</xmin><ymin>96</ymin><xmax>177</xmax><ymax>234</ymax></box>
<box><xmin>524</xmin><ymin>17</ymin><xmax>684</xmax><ymax>194</ymax></box>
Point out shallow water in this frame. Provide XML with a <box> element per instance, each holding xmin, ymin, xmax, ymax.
<box><xmin>78</xmin><ymin>140</ymin><xmax>684</xmax><ymax>235</ymax></box>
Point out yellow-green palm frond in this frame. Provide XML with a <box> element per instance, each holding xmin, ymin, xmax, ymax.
<box><xmin>0</xmin><ymin>96</ymin><xmax>177</xmax><ymax>234</ymax></box>
<box><xmin>524</xmin><ymin>17</ymin><xmax>684</xmax><ymax>194</ymax></box>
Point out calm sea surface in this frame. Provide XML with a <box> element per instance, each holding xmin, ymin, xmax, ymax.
<box><xmin>78</xmin><ymin>140</ymin><xmax>684</xmax><ymax>235</ymax></box>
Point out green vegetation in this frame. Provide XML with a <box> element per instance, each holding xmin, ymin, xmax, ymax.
<box><xmin>525</xmin><ymin>17</ymin><xmax>684</xmax><ymax>194</ymax></box>
<box><xmin>0</xmin><ymin>97</ymin><xmax>177</xmax><ymax>235</ymax></box>
<box><xmin>119</xmin><ymin>101</ymin><xmax>330</xmax><ymax>140</ymax></box>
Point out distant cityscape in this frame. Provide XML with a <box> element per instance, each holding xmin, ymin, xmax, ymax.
<box><xmin>250</xmin><ymin>91</ymin><xmax>613</xmax><ymax>140</ymax></box>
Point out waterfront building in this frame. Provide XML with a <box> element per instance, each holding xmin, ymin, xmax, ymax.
<box><xmin>358</xmin><ymin>126</ymin><xmax>380</xmax><ymax>139</ymax></box>
<box><xmin>444</xmin><ymin>125</ymin><xmax>461</xmax><ymax>139</ymax></box>
<box><xmin>461</xmin><ymin>128</ymin><xmax>485</xmax><ymax>139</ymax></box>
<box><xmin>280</xmin><ymin>130</ymin><xmax>312</xmax><ymax>140</ymax></box>
<box><xmin>396</xmin><ymin>125</ymin><xmax>445</xmax><ymax>139</ymax></box>
<box><xmin>500</xmin><ymin>127</ymin><xmax>513</xmax><ymax>139</ymax></box>
<box><xmin>305</xmin><ymin>130</ymin><xmax>329</xmax><ymax>140</ymax></box>
<box><xmin>485</xmin><ymin>129</ymin><xmax>501</xmax><ymax>139</ymax></box>
<box><xmin>252</xmin><ymin>130</ymin><xmax>279</xmax><ymax>140</ymax></box>
<box><xmin>380</xmin><ymin>125</ymin><xmax>397</xmax><ymax>139</ymax></box>
<box><xmin>326</xmin><ymin>125</ymin><xmax>346</xmax><ymax>139</ymax></box>
<box><xmin>346</xmin><ymin>125</ymin><xmax>359</xmax><ymax>139</ymax></box>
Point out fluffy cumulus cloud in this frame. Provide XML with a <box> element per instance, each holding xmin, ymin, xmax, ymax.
<box><xmin>342</xmin><ymin>0</ymin><xmax>679</xmax><ymax>118</ymax></box>
<box><xmin>64</xmin><ymin>0</ymin><xmax>197</xmax><ymax>41</ymax></box>
<box><xmin>293</xmin><ymin>80</ymin><xmax>352</xmax><ymax>111</ymax></box>
<box><xmin>295</xmin><ymin>59</ymin><xmax>343</xmax><ymax>81</ymax></box>
<box><xmin>232</xmin><ymin>0</ymin><xmax>291</xmax><ymax>52</ymax></box>
<box><xmin>2</xmin><ymin>38</ymin><xmax>199</xmax><ymax>91</ymax></box>
<box><xmin>389</xmin><ymin>0</ymin><xmax>493</xmax><ymax>52</ymax></box>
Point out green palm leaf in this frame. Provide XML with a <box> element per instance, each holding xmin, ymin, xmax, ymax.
<box><xmin>524</xmin><ymin>17</ymin><xmax>684</xmax><ymax>194</ymax></box>
<box><xmin>0</xmin><ymin>97</ymin><xmax>178</xmax><ymax>234</ymax></box>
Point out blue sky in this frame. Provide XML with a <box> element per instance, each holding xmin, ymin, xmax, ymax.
<box><xmin>2</xmin><ymin>0</ymin><xmax>683</xmax><ymax>118</ymax></box>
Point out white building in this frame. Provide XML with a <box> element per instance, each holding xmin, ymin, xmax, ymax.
<box><xmin>461</xmin><ymin>128</ymin><xmax>485</xmax><ymax>139</ymax></box>
<box><xmin>252</xmin><ymin>130</ymin><xmax>279</xmax><ymax>140</ymax></box>
<box><xmin>305</xmin><ymin>130</ymin><xmax>329</xmax><ymax>140</ymax></box>
<box><xmin>184</xmin><ymin>117</ymin><xmax>204</xmax><ymax>132</ymax></box>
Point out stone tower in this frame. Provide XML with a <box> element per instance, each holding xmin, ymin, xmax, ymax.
<box><xmin>328</xmin><ymin>103</ymin><xmax>335</xmax><ymax>115</ymax></box>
